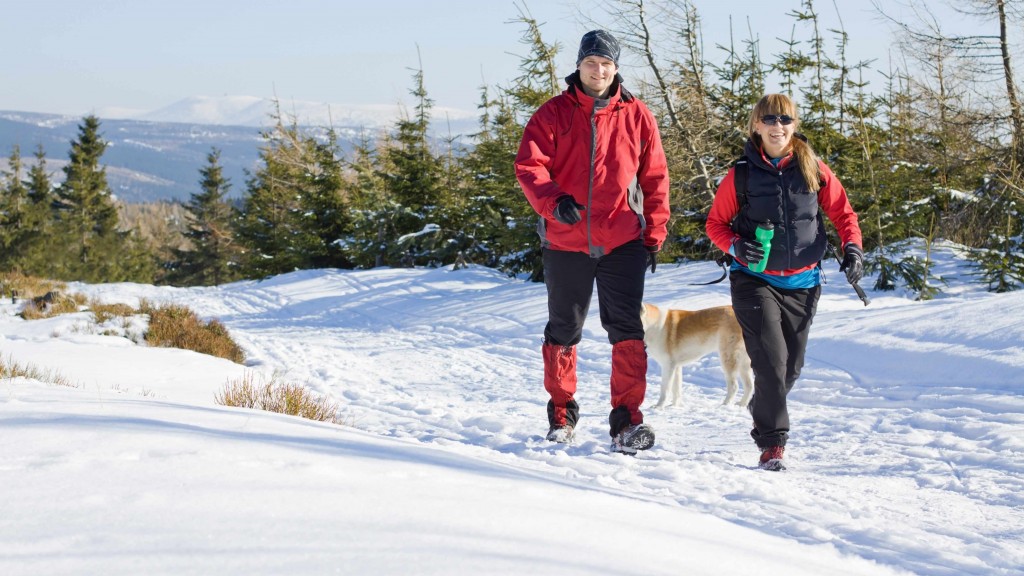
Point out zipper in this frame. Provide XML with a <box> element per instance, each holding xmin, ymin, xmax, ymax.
<box><xmin>778</xmin><ymin>168</ymin><xmax>792</xmax><ymax>269</ymax></box>
<box><xmin>588</xmin><ymin>107</ymin><xmax>597</xmax><ymax>256</ymax></box>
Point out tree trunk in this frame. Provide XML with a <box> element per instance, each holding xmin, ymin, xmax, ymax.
<box><xmin>997</xmin><ymin>0</ymin><xmax>1024</xmax><ymax>169</ymax></box>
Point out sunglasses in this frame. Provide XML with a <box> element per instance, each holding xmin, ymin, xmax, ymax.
<box><xmin>761</xmin><ymin>115</ymin><xmax>794</xmax><ymax>126</ymax></box>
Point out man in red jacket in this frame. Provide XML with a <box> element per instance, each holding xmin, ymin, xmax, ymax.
<box><xmin>515</xmin><ymin>29</ymin><xmax>670</xmax><ymax>453</ymax></box>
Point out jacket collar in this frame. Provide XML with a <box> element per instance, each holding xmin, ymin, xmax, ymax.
<box><xmin>745</xmin><ymin>132</ymin><xmax>809</xmax><ymax>170</ymax></box>
<box><xmin>564</xmin><ymin>71</ymin><xmax>634</xmax><ymax>107</ymax></box>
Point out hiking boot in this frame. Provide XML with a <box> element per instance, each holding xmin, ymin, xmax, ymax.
<box><xmin>758</xmin><ymin>445</ymin><xmax>786</xmax><ymax>471</ymax></box>
<box><xmin>546</xmin><ymin>424</ymin><xmax>575</xmax><ymax>443</ymax></box>
<box><xmin>612</xmin><ymin>423</ymin><xmax>655</xmax><ymax>454</ymax></box>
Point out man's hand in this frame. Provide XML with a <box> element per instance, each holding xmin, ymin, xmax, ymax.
<box><xmin>553</xmin><ymin>196</ymin><xmax>585</xmax><ymax>225</ymax></box>
<box><xmin>646</xmin><ymin>246</ymin><xmax>658</xmax><ymax>273</ymax></box>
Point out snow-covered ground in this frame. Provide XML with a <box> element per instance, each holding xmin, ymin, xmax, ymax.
<box><xmin>2</xmin><ymin>242</ymin><xmax>1022</xmax><ymax>575</ymax></box>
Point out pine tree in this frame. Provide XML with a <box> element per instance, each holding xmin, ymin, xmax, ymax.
<box><xmin>167</xmin><ymin>148</ymin><xmax>241</xmax><ymax>286</ymax></box>
<box><xmin>429</xmin><ymin>119</ymin><xmax>480</xmax><ymax>267</ymax></box>
<box><xmin>375</xmin><ymin>59</ymin><xmax>447</xmax><ymax>267</ymax></box>
<box><xmin>474</xmin><ymin>8</ymin><xmax>563</xmax><ymax>280</ymax></box>
<box><xmin>0</xmin><ymin>145</ymin><xmax>31</xmax><ymax>271</ymax></box>
<box><xmin>235</xmin><ymin>107</ymin><xmax>351</xmax><ymax>278</ymax></box>
<box><xmin>970</xmin><ymin>209</ymin><xmax>1024</xmax><ymax>292</ymax></box>
<box><xmin>707</xmin><ymin>17</ymin><xmax>766</xmax><ymax>135</ymax></box>
<box><xmin>20</xmin><ymin>146</ymin><xmax>57</xmax><ymax>277</ymax></box>
<box><xmin>297</xmin><ymin>127</ymin><xmax>352</xmax><ymax>271</ymax></box>
<box><xmin>52</xmin><ymin>115</ymin><xmax>142</xmax><ymax>282</ymax></box>
<box><xmin>341</xmin><ymin>132</ymin><xmax>393</xmax><ymax>268</ymax></box>
<box><xmin>461</xmin><ymin>88</ymin><xmax>533</xmax><ymax>273</ymax></box>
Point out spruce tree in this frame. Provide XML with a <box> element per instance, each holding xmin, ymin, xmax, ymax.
<box><xmin>52</xmin><ymin>115</ymin><xmax>133</xmax><ymax>282</ymax></box>
<box><xmin>462</xmin><ymin>87</ymin><xmax>537</xmax><ymax>275</ymax></box>
<box><xmin>375</xmin><ymin>61</ymin><xmax>446</xmax><ymax>266</ymax></box>
<box><xmin>341</xmin><ymin>133</ymin><xmax>394</xmax><ymax>268</ymax></box>
<box><xmin>21</xmin><ymin>146</ymin><xmax>57</xmax><ymax>277</ymax></box>
<box><xmin>0</xmin><ymin>145</ymin><xmax>30</xmax><ymax>271</ymax></box>
<box><xmin>302</xmin><ymin>129</ymin><xmax>353</xmax><ymax>270</ymax></box>
<box><xmin>478</xmin><ymin>10</ymin><xmax>563</xmax><ymax>280</ymax></box>
<box><xmin>235</xmin><ymin>108</ymin><xmax>351</xmax><ymax>278</ymax></box>
<box><xmin>236</xmin><ymin>120</ymin><xmax>306</xmax><ymax>277</ymax></box>
<box><xmin>167</xmin><ymin>148</ymin><xmax>241</xmax><ymax>286</ymax></box>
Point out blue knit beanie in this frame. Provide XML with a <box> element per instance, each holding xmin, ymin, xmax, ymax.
<box><xmin>576</xmin><ymin>30</ymin><xmax>620</xmax><ymax>66</ymax></box>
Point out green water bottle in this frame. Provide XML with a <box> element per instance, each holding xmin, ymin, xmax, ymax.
<box><xmin>749</xmin><ymin>221</ymin><xmax>774</xmax><ymax>273</ymax></box>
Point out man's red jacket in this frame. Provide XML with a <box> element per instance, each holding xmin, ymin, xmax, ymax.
<box><xmin>515</xmin><ymin>80</ymin><xmax>670</xmax><ymax>257</ymax></box>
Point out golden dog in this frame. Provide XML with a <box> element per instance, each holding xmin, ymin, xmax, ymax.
<box><xmin>641</xmin><ymin>302</ymin><xmax>753</xmax><ymax>408</ymax></box>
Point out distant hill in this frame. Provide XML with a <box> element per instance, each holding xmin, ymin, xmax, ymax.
<box><xmin>0</xmin><ymin>111</ymin><xmax>265</xmax><ymax>203</ymax></box>
<box><xmin>133</xmin><ymin>95</ymin><xmax>411</xmax><ymax>128</ymax></box>
<box><xmin>0</xmin><ymin>97</ymin><xmax>478</xmax><ymax>203</ymax></box>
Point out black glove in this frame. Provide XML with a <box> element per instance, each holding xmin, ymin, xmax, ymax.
<box><xmin>732</xmin><ymin>238</ymin><xmax>765</xmax><ymax>267</ymax></box>
<box><xmin>553</xmin><ymin>196</ymin><xmax>585</xmax><ymax>225</ymax></box>
<box><xmin>841</xmin><ymin>243</ymin><xmax>864</xmax><ymax>285</ymax></box>
<box><xmin>646</xmin><ymin>246</ymin><xmax>658</xmax><ymax>273</ymax></box>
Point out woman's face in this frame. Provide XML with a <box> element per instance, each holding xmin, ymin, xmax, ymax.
<box><xmin>756</xmin><ymin>113</ymin><xmax>796</xmax><ymax>158</ymax></box>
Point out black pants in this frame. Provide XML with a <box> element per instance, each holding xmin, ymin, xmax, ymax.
<box><xmin>730</xmin><ymin>271</ymin><xmax>820</xmax><ymax>448</ymax></box>
<box><xmin>542</xmin><ymin>239</ymin><xmax>647</xmax><ymax>346</ymax></box>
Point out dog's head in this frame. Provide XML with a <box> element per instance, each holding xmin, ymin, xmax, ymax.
<box><xmin>640</xmin><ymin>302</ymin><xmax>661</xmax><ymax>332</ymax></box>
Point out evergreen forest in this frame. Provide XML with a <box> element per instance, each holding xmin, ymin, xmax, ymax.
<box><xmin>2</xmin><ymin>0</ymin><xmax>1022</xmax><ymax>297</ymax></box>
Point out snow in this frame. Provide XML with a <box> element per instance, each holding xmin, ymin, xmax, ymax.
<box><xmin>2</xmin><ymin>241</ymin><xmax>1022</xmax><ymax>575</ymax></box>
<box><xmin>129</xmin><ymin>95</ymin><xmax>478</xmax><ymax>129</ymax></box>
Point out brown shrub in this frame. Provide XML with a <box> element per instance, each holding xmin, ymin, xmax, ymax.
<box><xmin>0</xmin><ymin>272</ymin><xmax>65</xmax><ymax>302</ymax></box>
<box><xmin>1</xmin><ymin>355</ymin><xmax>76</xmax><ymax>387</ymax></box>
<box><xmin>90</xmin><ymin>301</ymin><xmax>137</xmax><ymax>324</ymax></box>
<box><xmin>215</xmin><ymin>371</ymin><xmax>339</xmax><ymax>423</ymax></box>
<box><xmin>20</xmin><ymin>291</ymin><xmax>86</xmax><ymax>320</ymax></box>
<box><xmin>144</xmin><ymin>303</ymin><xmax>245</xmax><ymax>363</ymax></box>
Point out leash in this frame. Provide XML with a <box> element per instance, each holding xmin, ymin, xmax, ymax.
<box><xmin>826</xmin><ymin>244</ymin><xmax>871</xmax><ymax>306</ymax></box>
<box><xmin>688</xmin><ymin>248</ymin><xmax>871</xmax><ymax>307</ymax></box>
<box><xmin>687</xmin><ymin>255</ymin><xmax>731</xmax><ymax>285</ymax></box>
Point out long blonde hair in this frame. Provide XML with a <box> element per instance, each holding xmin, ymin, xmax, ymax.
<box><xmin>747</xmin><ymin>94</ymin><xmax>821</xmax><ymax>192</ymax></box>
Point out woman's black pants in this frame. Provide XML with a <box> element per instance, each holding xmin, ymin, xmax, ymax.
<box><xmin>730</xmin><ymin>271</ymin><xmax>821</xmax><ymax>449</ymax></box>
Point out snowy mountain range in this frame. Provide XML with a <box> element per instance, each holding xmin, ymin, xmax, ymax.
<box><xmin>116</xmin><ymin>95</ymin><xmax>477</xmax><ymax>129</ymax></box>
<box><xmin>0</xmin><ymin>96</ymin><xmax>479</xmax><ymax>203</ymax></box>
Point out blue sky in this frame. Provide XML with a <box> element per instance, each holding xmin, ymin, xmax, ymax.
<box><xmin>0</xmin><ymin>0</ymin><xmax>999</xmax><ymax>118</ymax></box>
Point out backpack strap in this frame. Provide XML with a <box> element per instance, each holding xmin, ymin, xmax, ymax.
<box><xmin>733</xmin><ymin>157</ymin><xmax>748</xmax><ymax>209</ymax></box>
<box><xmin>720</xmin><ymin>156</ymin><xmax>747</xmax><ymax>268</ymax></box>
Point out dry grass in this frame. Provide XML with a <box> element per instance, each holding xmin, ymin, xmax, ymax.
<box><xmin>6</xmin><ymin>279</ymin><xmax>343</xmax><ymax>424</ymax></box>
<box><xmin>1</xmin><ymin>355</ymin><xmax>76</xmax><ymax>388</ymax></box>
<box><xmin>3</xmin><ymin>273</ymin><xmax>245</xmax><ymax>363</ymax></box>
<box><xmin>0</xmin><ymin>271</ymin><xmax>65</xmax><ymax>301</ymax></box>
<box><xmin>3</xmin><ymin>271</ymin><xmax>86</xmax><ymax>320</ymax></box>
<box><xmin>19</xmin><ymin>292</ymin><xmax>86</xmax><ymax>320</ymax></box>
<box><xmin>90</xmin><ymin>301</ymin><xmax>137</xmax><ymax>324</ymax></box>
<box><xmin>215</xmin><ymin>371</ymin><xmax>340</xmax><ymax>423</ymax></box>
<box><xmin>141</xmin><ymin>300</ymin><xmax>245</xmax><ymax>363</ymax></box>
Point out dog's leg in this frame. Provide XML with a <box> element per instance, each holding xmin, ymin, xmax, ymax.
<box><xmin>738</xmin><ymin>368</ymin><xmax>754</xmax><ymax>407</ymax></box>
<box><xmin>669</xmin><ymin>362</ymin><xmax>683</xmax><ymax>407</ymax></box>
<box><xmin>719</xmin><ymin>345</ymin><xmax>736</xmax><ymax>405</ymax></box>
<box><xmin>722</xmin><ymin>371</ymin><xmax>737</xmax><ymax>406</ymax></box>
<box><xmin>721</xmin><ymin>344</ymin><xmax>747</xmax><ymax>406</ymax></box>
<box><xmin>654</xmin><ymin>364</ymin><xmax>670</xmax><ymax>408</ymax></box>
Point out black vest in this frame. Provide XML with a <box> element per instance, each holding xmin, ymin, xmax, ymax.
<box><xmin>731</xmin><ymin>142</ymin><xmax>827</xmax><ymax>271</ymax></box>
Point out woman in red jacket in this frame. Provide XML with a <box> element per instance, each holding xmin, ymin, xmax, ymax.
<box><xmin>515</xmin><ymin>30</ymin><xmax>670</xmax><ymax>453</ymax></box>
<box><xmin>706</xmin><ymin>94</ymin><xmax>864</xmax><ymax>470</ymax></box>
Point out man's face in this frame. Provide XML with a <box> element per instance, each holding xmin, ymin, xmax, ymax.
<box><xmin>578</xmin><ymin>55</ymin><xmax>617</xmax><ymax>98</ymax></box>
